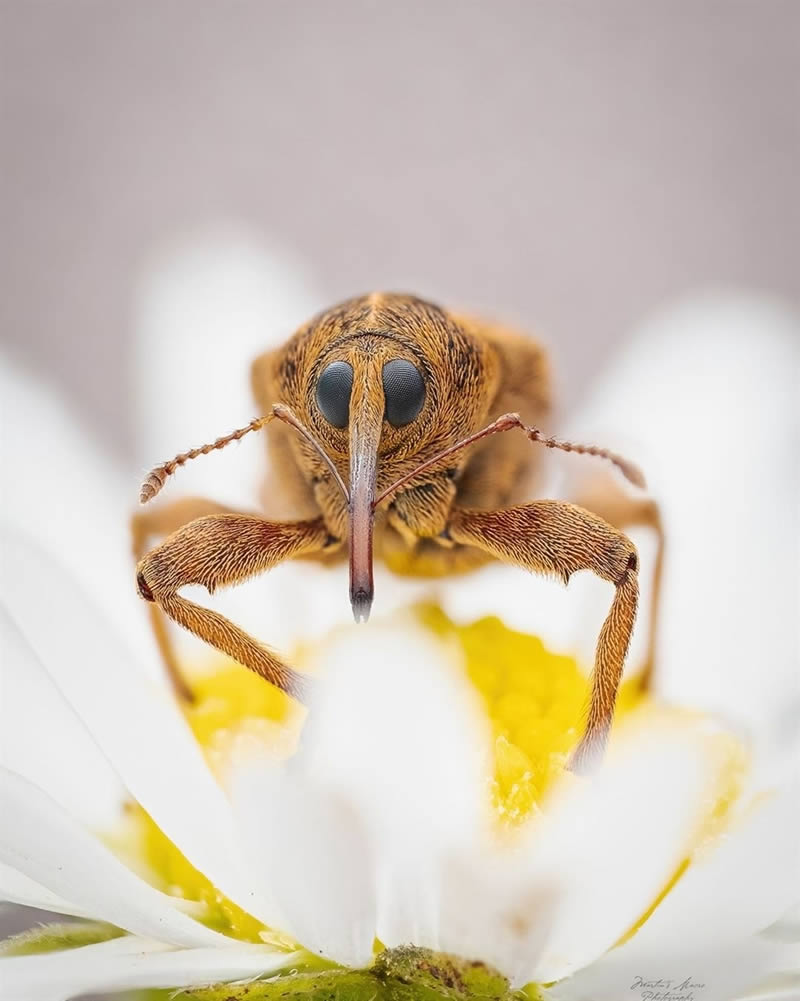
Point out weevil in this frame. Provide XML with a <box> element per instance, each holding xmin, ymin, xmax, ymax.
<box><xmin>134</xmin><ymin>292</ymin><xmax>662</xmax><ymax>768</ymax></box>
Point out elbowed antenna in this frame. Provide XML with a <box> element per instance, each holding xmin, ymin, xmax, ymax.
<box><xmin>271</xmin><ymin>405</ymin><xmax>350</xmax><ymax>500</ymax></box>
<box><xmin>374</xmin><ymin>412</ymin><xmax>646</xmax><ymax>508</ymax></box>
<box><xmin>138</xmin><ymin>404</ymin><xmax>349</xmax><ymax>504</ymax></box>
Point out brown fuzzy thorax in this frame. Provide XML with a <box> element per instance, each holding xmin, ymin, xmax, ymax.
<box><xmin>252</xmin><ymin>291</ymin><xmax>548</xmax><ymax>553</ymax></box>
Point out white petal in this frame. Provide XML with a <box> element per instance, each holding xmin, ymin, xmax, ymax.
<box><xmin>302</xmin><ymin>620</ymin><xmax>490</xmax><ymax>847</ymax></box>
<box><xmin>0</xmin><ymin>860</ymin><xmax>206</xmax><ymax>923</ymax></box>
<box><xmin>435</xmin><ymin>853</ymin><xmax>555</xmax><ymax>986</ymax></box>
<box><xmin>0</xmin><ymin>610</ymin><xmax>124</xmax><ymax>829</ymax></box>
<box><xmin>563</xmin><ymin>292</ymin><xmax>800</xmax><ymax>744</ymax></box>
<box><xmin>0</xmin><ymin>532</ymin><xmax>256</xmax><ymax>914</ymax></box>
<box><xmin>0</xmin><ymin>768</ymin><xmax>227</xmax><ymax>947</ymax></box>
<box><xmin>546</xmin><ymin>935</ymin><xmax>800</xmax><ymax>1001</ymax></box>
<box><xmin>232</xmin><ymin>761</ymin><xmax>375</xmax><ymax>967</ymax></box>
<box><xmin>207</xmin><ymin>556</ymin><xmax>436</xmax><ymax>676</ymax></box>
<box><xmin>0</xmin><ymin>353</ymin><xmax>159</xmax><ymax>674</ymax></box>
<box><xmin>0</xmin><ymin>863</ymin><xmax>90</xmax><ymax>918</ymax></box>
<box><xmin>764</xmin><ymin>902</ymin><xmax>800</xmax><ymax>944</ymax></box>
<box><xmin>521</xmin><ymin>710</ymin><xmax>737</xmax><ymax>984</ymax></box>
<box><xmin>300</xmin><ymin>621</ymin><xmax>493</xmax><ymax>949</ymax></box>
<box><xmin>437</xmin><ymin>562</ymin><xmax>593</xmax><ymax>666</ymax></box>
<box><xmin>0</xmin><ymin>935</ymin><xmax>298</xmax><ymax>1001</ymax></box>
<box><xmin>134</xmin><ymin>229</ymin><xmax>319</xmax><ymax>510</ymax></box>
<box><xmin>611</xmin><ymin>779</ymin><xmax>800</xmax><ymax>955</ymax></box>
<box><xmin>736</xmin><ymin>971</ymin><xmax>800</xmax><ymax>1001</ymax></box>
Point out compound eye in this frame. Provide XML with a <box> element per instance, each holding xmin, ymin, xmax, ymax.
<box><xmin>316</xmin><ymin>361</ymin><xmax>354</xmax><ymax>428</ymax></box>
<box><xmin>382</xmin><ymin>359</ymin><xmax>426</xmax><ymax>427</ymax></box>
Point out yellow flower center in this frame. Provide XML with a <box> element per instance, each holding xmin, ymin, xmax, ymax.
<box><xmin>418</xmin><ymin>604</ymin><xmax>643</xmax><ymax>823</ymax></box>
<box><xmin>122</xmin><ymin>603</ymin><xmax>741</xmax><ymax>951</ymax></box>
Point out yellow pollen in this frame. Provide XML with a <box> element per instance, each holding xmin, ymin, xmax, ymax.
<box><xmin>417</xmin><ymin>604</ymin><xmax>643</xmax><ymax>823</ymax></box>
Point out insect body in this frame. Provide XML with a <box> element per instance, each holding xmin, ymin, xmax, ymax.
<box><xmin>135</xmin><ymin>293</ymin><xmax>659</xmax><ymax>769</ymax></box>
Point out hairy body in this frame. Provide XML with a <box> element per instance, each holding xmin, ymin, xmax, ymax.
<box><xmin>135</xmin><ymin>293</ymin><xmax>661</xmax><ymax>768</ymax></box>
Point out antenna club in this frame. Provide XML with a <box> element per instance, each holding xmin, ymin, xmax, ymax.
<box><xmin>619</xmin><ymin>458</ymin><xmax>646</xmax><ymax>490</ymax></box>
<box><xmin>139</xmin><ymin>468</ymin><xmax>167</xmax><ymax>504</ymax></box>
<box><xmin>135</xmin><ymin>414</ymin><xmax>275</xmax><ymax>505</ymax></box>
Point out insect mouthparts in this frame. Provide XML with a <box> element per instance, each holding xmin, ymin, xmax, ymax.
<box><xmin>350</xmin><ymin>587</ymin><xmax>373</xmax><ymax>624</ymax></box>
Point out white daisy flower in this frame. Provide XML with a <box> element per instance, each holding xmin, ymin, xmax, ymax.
<box><xmin>1</xmin><ymin>535</ymin><xmax>797</xmax><ymax>1001</ymax></box>
<box><xmin>1</xmin><ymin>239</ymin><xmax>798</xmax><ymax>1001</ymax></box>
<box><xmin>0</xmin><ymin>532</ymin><xmax>792</xmax><ymax>1001</ymax></box>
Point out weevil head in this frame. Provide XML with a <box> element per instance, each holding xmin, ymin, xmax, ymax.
<box><xmin>272</xmin><ymin>293</ymin><xmax>500</xmax><ymax>621</ymax></box>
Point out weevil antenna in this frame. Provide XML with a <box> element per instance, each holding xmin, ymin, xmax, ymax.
<box><xmin>271</xmin><ymin>404</ymin><xmax>349</xmax><ymax>501</ymax></box>
<box><xmin>139</xmin><ymin>414</ymin><xmax>276</xmax><ymax>504</ymax></box>
<box><xmin>524</xmin><ymin>425</ymin><xmax>645</xmax><ymax>488</ymax></box>
<box><xmin>374</xmin><ymin>412</ymin><xmax>645</xmax><ymax>507</ymax></box>
<box><xmin>139</xmin><ymin>405</ymin><xmax>349</xmax><ymax>505</ymax></box>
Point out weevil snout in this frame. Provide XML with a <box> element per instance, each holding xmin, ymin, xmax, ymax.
<box><xmin>314</xmin><ymin>344</ymin><xmax>428</xmax><ymax>623</ymax></box>
<box><xmin>350</xmin><ymin>587</ymin><xmax>372</xmax><ymax>623</ymax></box>
<box><xmin>345</xmin><ymin>358</ymin><xmax>384</xmax><ymax>624</ymax></box>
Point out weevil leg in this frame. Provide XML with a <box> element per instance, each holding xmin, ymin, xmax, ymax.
<box><xmin>132</xmin><ymin>498</ymin><xmax>242</xmax><ymax>701</ymax></box>
<box><xmin>448</xmin><ymin>501</ymin><xmax>639</xmax><ymax>772</ymax></box>
<box><xmin>571</xmin><ymin>475</ymin><xmax>663</xmax><ymax>692</ymax></box>
<box><xmin>136</xmin><ymin>513</ymin><xmax>330</xmax><ymax>702</ymax></box>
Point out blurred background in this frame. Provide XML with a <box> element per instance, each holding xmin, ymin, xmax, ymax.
<box><xmin>1</xmin><ymin>2</ymin><xmax>799</xmax><ymax>997</ymax></box>
<box><xmin>2</xmin><ymin>0</ymin><xmax>799</xmax><ymax>457</ymax></box>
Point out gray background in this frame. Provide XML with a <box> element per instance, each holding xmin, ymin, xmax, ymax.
<box><xmin>2</xmin><ymin>0</ymin><xmax>799</xmax><ymax>462</ymax></box>
<box><xmin>1</xmin><ymin>1</ymin><xmax>798</xmax><ymax>996</ymax></box>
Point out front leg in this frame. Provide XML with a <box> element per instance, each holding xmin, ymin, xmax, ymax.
<box><xmin>448</xmin><ymin>501</ymin><xmax>639</xmax><ymax>770</ymax></box>
<box><xmin>571</xmin><ymin>474</ymin><xmax>663</xmax><ymax>692</ymax></box>
<box><xmin>132</xmin><ymin>497</ymin><xmax>243</xmax><ymax>701</ymax></box>
<box><xmin>137</xmin><ymin>514</ymin><xmax>331</xmax><ymax>701</ymax></box>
